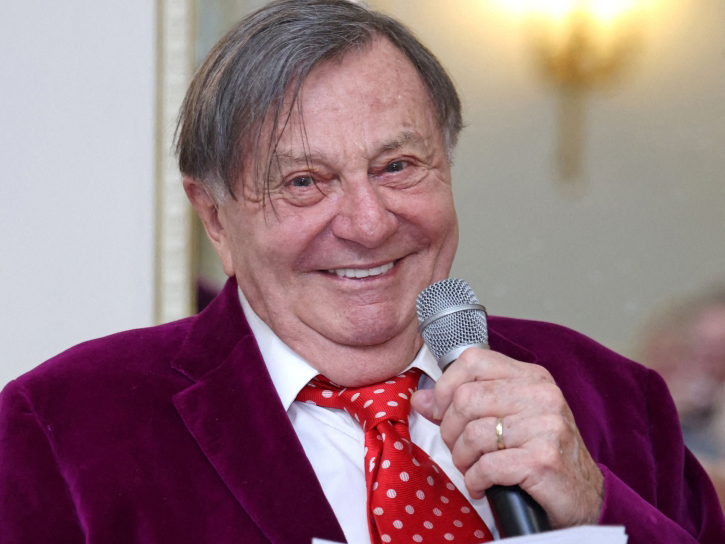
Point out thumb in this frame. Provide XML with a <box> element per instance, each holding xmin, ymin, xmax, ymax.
<box><xmin>411</xmin><ymin>389</ymin><xmax>441</xmax><ymax>425</ymax></box>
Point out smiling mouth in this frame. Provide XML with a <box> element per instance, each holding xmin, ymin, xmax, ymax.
<box><xmin>325</xmin><ymin>261</ymin><xmax>396</xmax><ymax>279</ymax></box>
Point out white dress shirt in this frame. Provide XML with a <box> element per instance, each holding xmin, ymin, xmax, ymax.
<box><xmin>238</xmin><ymin>289</ymin><xmax>498</xmax><ymax>543</ymax></box>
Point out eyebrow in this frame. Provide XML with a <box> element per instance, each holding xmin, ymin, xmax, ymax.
<box><xmin>271</xmin><ymin>130</ymin><xmax>427</xmax><ymax>166</ymax></box>
<box><xmin>378</xmin><ymin>130</ymin><xmax>425</xmax><ymax>154</ymax></box>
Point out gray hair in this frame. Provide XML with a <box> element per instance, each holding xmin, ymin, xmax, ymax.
<box><xmin>176</xmin><ymin>0</ymin><xmax>463</xmax><ymax>203</ymax></box>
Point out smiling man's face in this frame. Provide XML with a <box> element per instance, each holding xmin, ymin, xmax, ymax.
<box><xmin>195</xmin><ymin>38</ymin><xmax>459</xmax><ymax>385</ymax></box>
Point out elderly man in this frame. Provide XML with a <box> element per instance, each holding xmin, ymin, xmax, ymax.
<box><xmin>0</xmin><ymin>1</ymin><xmax>722</xmax><ymax>543</ymax></box>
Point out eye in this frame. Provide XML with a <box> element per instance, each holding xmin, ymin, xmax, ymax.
<box><xmin>384</xmin><ymin>160</ymin><xmax>408</xmax><ymax>173</ymax></box>
<box><xmin>291</xmin><ymin>176</ymin><xmax>315</xmax><ymax>188</ymax></box>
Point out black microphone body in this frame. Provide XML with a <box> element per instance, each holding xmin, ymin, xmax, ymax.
<box><xmin>416</xmin><ymin>278</ymin><xmax>551</xmax><ymax>538</ymax></box>
<box><xmin>486</xmin><ymin>484</ymin><xmax>550</xmax><ymax>537</ymax></box>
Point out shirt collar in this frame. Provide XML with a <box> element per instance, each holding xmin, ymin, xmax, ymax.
<box><xmin>237</xmin><ymin>287</ymin><xmax>442</xmax><ymax>411</ymax></box>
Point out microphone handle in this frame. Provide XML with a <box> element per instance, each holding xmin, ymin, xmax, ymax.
<box><xmin>486</xmin><ymin>484</ymin><xmax>551</xmax><ymax>537</ymax></box>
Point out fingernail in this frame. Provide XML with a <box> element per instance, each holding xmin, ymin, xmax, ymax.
<box><xmin>412</xmin><ymin>389</ymin><xmax>433</xmax><ymax>413</ymax></box>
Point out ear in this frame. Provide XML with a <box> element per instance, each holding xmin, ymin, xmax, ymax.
<box><xmin>183</xmin><ymin>177</ymin><xmax>235</xmax><ymax>277</ymax></box>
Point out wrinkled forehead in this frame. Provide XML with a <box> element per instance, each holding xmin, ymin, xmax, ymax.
<box><xmin>240</xmin><ymin>38</ymin><xmax>441</xmax><ymax>196</ymax></box>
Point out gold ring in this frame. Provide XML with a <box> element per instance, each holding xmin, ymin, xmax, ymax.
<box><xmin>495</xmin><ymin>417</ymin><xmax>505</xmax><ymax>450</ymax></box>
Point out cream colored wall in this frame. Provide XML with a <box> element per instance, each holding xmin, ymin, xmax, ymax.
<box><xmin>0</xmin><ymin>2</ymin><xmax>157</xmax><ymax>386</ymax></box>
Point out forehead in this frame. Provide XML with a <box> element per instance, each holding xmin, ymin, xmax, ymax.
<box><xmin>301</xmin><ymin>38</ymin><xmax>433</xmax><ymax>114</ymax></box>
<box><xmin>262</xmin><ymin>38</ymin><xmax>441</xmax><ymax>165</ymax></box>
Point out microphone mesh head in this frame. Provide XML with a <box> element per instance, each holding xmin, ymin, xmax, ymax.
<box><xmin>416</xmin><ymin>278</ymin><xmax>488</xmax><ymax>362</ymax></box>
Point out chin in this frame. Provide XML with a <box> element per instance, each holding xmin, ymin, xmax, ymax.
<box><xmin>334</xmin><ymin>325</ymin><xmax>401</xmax><ymax>347</ymax></box>
<box><xmin>333</xmin><ymin>310</ymin><xmax>414</xmax><ymax>347</ymax></box>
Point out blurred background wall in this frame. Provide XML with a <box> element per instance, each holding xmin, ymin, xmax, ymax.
<box><xmin>1</xmin><ymin>0</ymin><xmax>723</xmax><ymax>387</ymax></box>
<box><xmin>0</xmin><ymin>1</ymin><xmax>156</xmax><ymax>385</ymax></box>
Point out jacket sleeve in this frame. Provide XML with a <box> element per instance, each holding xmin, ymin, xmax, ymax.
<box><xmin>0</xmin><ymin>379</ymin><xmax>86</xmax><ymax>543</ymax></box>
<box><xmin>597</xmin><ymin>369</ymin><xmax>725</xmax><ymax>543</ymax></box>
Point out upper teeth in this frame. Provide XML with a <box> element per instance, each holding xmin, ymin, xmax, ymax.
<box><xmin>329</xmin><ymin>262</ymin><xmax>394</xmax><ymax>278</ymax></box>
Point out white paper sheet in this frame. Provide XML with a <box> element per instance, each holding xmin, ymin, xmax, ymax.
<box><xmin>312</xmin><ymin>525</ymin><xmax>627</xmax><ymax>544</ymax></box>
<box><xmin>500</xmin><ymin>525</ymin><xmax>627</xmax><ymax>543</ymax></box>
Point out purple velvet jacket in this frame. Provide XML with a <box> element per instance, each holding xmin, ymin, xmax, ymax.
<box><xmin>1</xmin><ymin>278</ymin><xmax>723</xmax><ymax>543</ymax></box>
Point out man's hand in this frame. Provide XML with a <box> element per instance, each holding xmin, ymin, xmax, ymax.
<box><xmin>411</xmin><ymin>347</ymin><xmax>604</xmax><ymax>529</ymax></box>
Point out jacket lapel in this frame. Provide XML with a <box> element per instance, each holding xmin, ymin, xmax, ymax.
<box><xmin>170</xmin><ymin>279</ymin><xmax>346</xmax><ymax>544</ymax></box>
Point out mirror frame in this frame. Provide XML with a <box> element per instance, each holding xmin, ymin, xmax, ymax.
<box><xmin>154</xmin><ymin>0</ymin><xmax>197</xmax><ymax>323</ymax></box>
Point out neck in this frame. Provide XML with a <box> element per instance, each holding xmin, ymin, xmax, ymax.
<box><xmin>284</xmin><ymin>325</ymin><xmax>424</xmax><ymax>387</ymax></box>
<box><xmin>237</xmin><ymin>284</ymin><xmax>424</xmax><ymax>387</ymax></box>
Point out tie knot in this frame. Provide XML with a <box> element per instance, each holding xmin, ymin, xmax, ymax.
<box><xmin>297</xmin><ymin>368</ymin><xmax>422</xmax><ymax>431</ymax></box>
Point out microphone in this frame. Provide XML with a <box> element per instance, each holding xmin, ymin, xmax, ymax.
<box><xmin>416</xmin><ymin>278</ymin><xmax>551</xmax><ymax>538</ymax></box>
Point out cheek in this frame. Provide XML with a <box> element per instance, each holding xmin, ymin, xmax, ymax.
<box><xmin>408</xmin><ymin>187</ymin><xmax>457</xmax><ymax>244</ymax></box>
<box><xmin>233</xmin><ymin>204</ymin><xmax>333</xmax><ymax>272</ymax></box>
<box><xmin>432</xmin><ymin>207</ymin><xmax>459</xmax><ymax>275</ymax></box>
<box><xmin>219</xmin><ymin>208</ymin><xmax>279</xmax><ymax>272</ymax></box>
<box><xmin>434</xmin><ymin>199</ymin><xmax>458</xmax><ymax>238</ymax></box>
<box><xmin>410</xmin><ymin>189</ymin><xmax>458</xmax><ymax>277</ymax></box>
<box><xmin>439</xmin><ymin>206</ymin><xmax>459</xmax><ymax>249</ymax></box>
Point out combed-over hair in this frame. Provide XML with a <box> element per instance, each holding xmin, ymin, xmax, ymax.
<box><xmin>176</xmin><ymin>0</ymin><xmax>463</xmax><ymax>203</ymax></box>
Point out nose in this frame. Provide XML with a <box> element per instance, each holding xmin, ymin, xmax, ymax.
<box><xmin>330</xmin><ymin>177</ymin><xmax>398</xmax><ymax>248</ymax></box>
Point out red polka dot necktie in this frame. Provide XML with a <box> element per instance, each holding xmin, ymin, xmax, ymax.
<box><xmin>296</xmin><ymin>368</ymin><xmax>494</xmax><ymax>544</ymax></box>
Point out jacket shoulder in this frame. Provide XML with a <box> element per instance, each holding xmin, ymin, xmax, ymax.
<box><xmin>8</xmin><ymin>316</ymin><xmax>197</xmax><ymax>406</ymax></box>
<box><xmin>488</xmin><ymin>315</ymin><xmax>650</xmax><ymax>383</ymax></box>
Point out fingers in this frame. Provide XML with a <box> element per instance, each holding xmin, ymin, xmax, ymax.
<box><xmin>438</xmin><ymin>379</ymin><xmax>515</xmax><ymax>447</ymax></box>
<box><xmin>460</xmin><ymin>431</ymin><xmax>604</xmax><ymax>528</ymax></box>
<box><xmin>416</xmin><ymin>347</ymin><xmax>604</xmax><ymax>527</ymax></box>
<box><xmin>410</xmin><ymin>389</ymin><xmax>438</xmax><ymax>424</ymax></box>
<box><xmin>462</xmin><ymin>449</ymin><xmax>529</xmax><ymax>499</ymax></box>
<box><xmin>432</xmin><ymin>348</ymin><xmax>553</xmax><ymax>421</ymax></box>
<box><xmin>439</xmin><ymin>378</ymin><xmax>565</xmax><ymax>451</ymax></box>
<box><xmin>451</xmin><ymin>415</ymin><xmax>509</xmax><ymax>474</ymax></box>
<box><xmin>412</xmin><ymin>378</ymin><xmax>524</xmax><ymax>428</ymax></box>
<box><xmin>461</xmin><ymin>440</ymin><xmax>564</xmax><ymax>499</ymax></box>
<box><xmin>450</xmin><ymin>412</ymin><xmax>570</xmax><ymax>475</ymax></box>
<box><xmin>413</xmin><ymin>348</ymin><xmax>554</xmax><ymax>425</ymax></box>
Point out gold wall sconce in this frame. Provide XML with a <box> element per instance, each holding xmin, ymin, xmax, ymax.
<box><xmin>492</xmin><ymin>0</ymin><xmax>656</xmax><ymax>188</ymax></box>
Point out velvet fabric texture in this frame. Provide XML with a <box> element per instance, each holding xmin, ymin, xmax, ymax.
<box><xmin>1</xmin><ymin>277</ymin><xmax>723</xmax><ymax>543</ymax></box>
